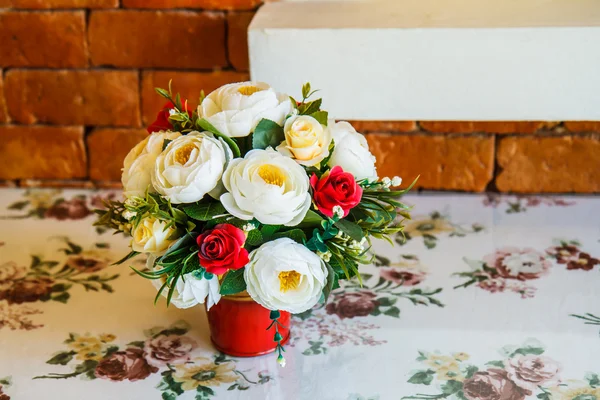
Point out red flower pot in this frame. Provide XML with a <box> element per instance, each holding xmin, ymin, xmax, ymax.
<box><xmin>206</xmin><ymin>293</ymin><xmax>291</xmax><ymax>357</ymax></box>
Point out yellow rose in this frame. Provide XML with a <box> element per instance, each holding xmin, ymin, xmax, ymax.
<box><xmin>131</xmin><ymin>216</ymin><xmax>179</xmax><ymax>255</ymax></box>
<box><xmin>276</xmin><ymin>115</ymin><xmax>332</xmax><ymax>167</ymax></box>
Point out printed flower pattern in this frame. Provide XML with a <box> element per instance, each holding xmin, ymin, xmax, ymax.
<box><xmin>3</xmin><ymin>190</ymin><xmax>117</xmax><ymax>223</ymax></box>
<box><xmin>0</xmin><ymin>238</ymin><xmax>118</xmax><ymax>331</ymax></box>
<box><xmin>292</xmin><ymin>254</ymin><xmax>443</xmax><ymax>355</ymax></box>
<box><xmin>546</xmin><ymin>239</ymin><xmax>600</xmax><ymax>271</ymax></box>
<box><xmin>483</xmin><ymin>194</ymin><xmax>575</xmax><ymax>214</ymax></box>
<box><xmin>36</xmin><ymin>321</ymin><xmax>273</xmax><ymax>399</ymax></box>
<box><xmin>398</xmin><ymin>211</ymin><xmax>484</xmax><ymax>249</ymax></box>
<box><xmin>0</xmin><ymin>377</ymin><xmax>11</xmax><ymax>400</ymax></box>
<box><xmin>454</xmin><ymin>248</ymin><xmax>551</xmax><ymax>298</ymax></box>
<box><xmin>403</xmin><ymin>339</ymin><xmax>598</xmax><ymax>400</ymax></box>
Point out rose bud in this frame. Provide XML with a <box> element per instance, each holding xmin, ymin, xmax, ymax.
<box><xmin>147</xmin><ymin>101</ymin><xmax>193</xmax><ymax>134</ymax></box>
<box><xmin>196</xmin><ymin>224</ymin><xmax>249</xmax><ymax>275</ymax></box>
<box><xmin>310</xmin><ymin>166</ymin><xmax>363</xmax><ymax>218</ymax></box>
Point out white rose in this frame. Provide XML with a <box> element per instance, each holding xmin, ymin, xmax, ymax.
<box><xmin>122</xmin><ymin>131</ymin><xmax>182</xmax><ymax>198</ymax></box>
<box><xmin>244</xmin><ymin>238</ymin><xmax>328</xmax><ymax>313</ymax></box>
<box><xmin>131</xmin><ymin>216</ymin><xmax>178</xmax><ymax>255</ymax></box>
<box><xmin>328</xmin><ymin>121</ymin><xmax>377</xmax><ymax>180</ymax></box>
<box><xmin>148</xmin><ymin>256</ymin><xmax>221</xmax><ymax>310</ymax></box>
<box><xmin>197</xmin><ymin>81</ymin><xmax>293</xmax><ymax>137</ymax></box>
<box><xmin>220</xmin><ymin>149</ymin><xmax>311</xmax><ymax>226</ymax></box>
<box><xmin>276</xmin><ymin>115</ymin><xmax>332</xmax><ymax>167</ymax></box>
<box><xmin>151</xmin><ymin>131</ymin><xmax>232</xmax><ymax>204</ymax></box>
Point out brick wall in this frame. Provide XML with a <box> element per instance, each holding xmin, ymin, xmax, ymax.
<box><xmin>0</xmin><ymin>2</ymin><xmax>598</xmax><ymax>193</ymax></box>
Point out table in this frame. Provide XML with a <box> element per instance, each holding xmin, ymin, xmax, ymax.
<box><xmin>0</xmin><ymin>189</ymin><xmax>598</xmax><ymax>400</ymax></box>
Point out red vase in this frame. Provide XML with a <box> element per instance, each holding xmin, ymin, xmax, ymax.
<box><xmin>206</xmin><ymin>293</ymin><xmax>291</xmax><ymax>357</ymax></box>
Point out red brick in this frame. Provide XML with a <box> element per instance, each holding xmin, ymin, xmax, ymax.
<box><xmin>419</xmin><ymin>121</ymin><xmax>555</xmax><ymax>134</ymax></box>
<box><xmin>366</xmin><ymin>133</ymin><xmax>494</xmax><ymax>192</ymax></box>
<box><xmin>5</xmin><ymin>0</ymin><xmax>117</xmax><ymax>8</ymax></box>
<box><xmin>5</xmin><ymin>69</ymin><xmax>140</xmax><ymax>126</ymax></box>
<box><xmin>122</xmin><ymin>0</ymin><xmax>261</xmax><ymax>10</ymax></box>
<box><xmin>0</xmin><ymin>71</ymin><xmax>7</xmax><ymax>123</ymax></box>
<box><xmin>564</xmin><ymin>121</ymin><xmax>600</xmax><ymax>133</ymax></box>
<box><xmin>0</xmin><ymin>11</ymin><xmax>87</xmax><ymax>68</ymax></box>
<box><xmin>89</xmin><ymin>11</ymin><xmax>227</xmax><ymax>69</ymax></box>
<box><xmin>227</xmin><ymin>11</ymin><xmax>253</xmax><ymax>71</ymax></box>
<box><xmin>0</xmin><ymin>125</ymin><xmax>86</xmax><ymax>179</ymax></box>
<box><xmin>347</xmin><ymin>121</ymin><xmax>416</xmax><ymax>133</ymax></box>
<box><xmin>141</xmin><ymin>70</ymin><xmax>249</xmax><ymax>125</ymax></box>
<box><xmin>88</xmin><ymin>128</ymin><xmax>148</xmax><ymax>181</ymax></box>
<box><xmin>496</xmin><ymin>135</ymin><xmax>600</xmax><ymax>193</ymax></box>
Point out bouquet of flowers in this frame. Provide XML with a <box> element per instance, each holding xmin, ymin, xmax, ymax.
<box><xmin>95</xmin><ymin>81</ymin><xmax>415</xmax><ymax>365</ymax></box>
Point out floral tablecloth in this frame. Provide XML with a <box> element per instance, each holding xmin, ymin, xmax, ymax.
<box><xmin>0</xmin><ymin>189</ymin><xmax>599</xmax><ymax>400</ymax></box>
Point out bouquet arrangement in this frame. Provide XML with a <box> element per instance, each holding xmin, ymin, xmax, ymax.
<box><xmin>95</xmin><ymin>81</ymin><xmax>415</xmax><ymax>365</ymax></box>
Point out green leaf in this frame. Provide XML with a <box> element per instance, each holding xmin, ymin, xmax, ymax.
<box><xmin>383</xmin><ymin>306</ymin><xmax>400</xmax><ymax>318</ymax></box>
<box><xmin>260</xmin><ymin>225</ymin><xmax>282</xmax><ymax>241</ymax></box>
<box><xmin>245</xmin><ymin>229</ymin><xmax>263</xmax><ymax>247</ymax></box>
<box><xmin>52</xmin><ymin>292</ymin><xmax>70</xmax><ymax>304</ymax></box>
<box><xmin>296</xmin><ymin>210</ymin><xmax>325</xmax><ymax>228</ymax></box>
<box><xmin>50</xmin><ymin>283</ymin><xmax>72</xmax><ymax>293</ymax></box>
<box><xmin>407</xmin><ymin>370</ymin><xmax>435</xmax><ymax>385</ymax></box>
<box><xmin>486</xmin><ymin>360</ymin><xmax>505</xmax><ymax>368</ymax></box>
<box><xmin>464</xmin><ymin>365</ymin><xmax>478</xmax><ymax>379</ymax></box>
<box><xmin>183</xmin><ymin>202</ymin><xmax>227</xmax><ymax>221</ymax></box>
<box><xmin>510</xmin><ymin>346</ymin><xmax>545</xmax><ymax>357</ymax></box>
<box><xmin>323</xmin><ymin>262</ymin><xmax>336</xmax><ymax>303</ymax></box>
<box><xmin>252</xmin><ymin>119</ymin><xmax>285</xmax><ymax>150</ymax></box>
<box><xmin>301</xmin><ymin>98</ymin><xmax>322</xmax><ymax>115</ymax></box>
<box><xmin>47</xmin><ymin>351</ymin><xmax>75</xmax><ymax>365</ymax></box>
<box><xmin>441</xmin><ymin>380</ymin><xmax>463</xmax><ymax>394</ymax></box>
<box><xmin>334</xmin><ymin>219</ymin><xmax>364</xmax><ymax>242</ymax></box>
<box><xmin>273</xmin><ymin>229</ymin><xmax>306</xmax><ymax>244</ymax></box>
<box><xmin>155</xmin><ymin>87</ymin><xmax>171</xmax><ymax>100</ymax></box>
<box><xmin>127</xmin><ymin>341</ymin><xmax>145</xmax><ymax>349</ymax></box>
<box><xmin>310</xmin><ymin>110</ymin><xmax>328</xmax><ymax>125</ymax></box>
<box><xmin>376</xmin><ymin>297</ymin><xmax>397</xmax><ymax>307</ymax></box>
<box><xmin>586</xmin><ymin>372</ymin><xmax>600</xmax><ymax>388</ymax></box>
<box><xmin>8</xmin><ymin>200</ymin><xmax>29</xmax><ymax>210</ymax></box>
<box><xmin>219</xmin><ymin>268</ymin><xmax>247</xmax><ymax>295</ymax></box>
<box><xmin>112</xmin><ymin>251</ymin><xmax>140</xmax><ymax>266</ymax></box>
<box><xmin>197</xmin><ymin>118</ymin><xmax>241</xmax><ymax>158</ymax></box>
<box><xmin>302</xmin><ymin>82</ymin><xmax>311</xmax><ymax>99</ymax></box>
<box><xmin>162</xmin><ymin>139</ymin><xmax>173</xmax><ymax>151</ymax></box>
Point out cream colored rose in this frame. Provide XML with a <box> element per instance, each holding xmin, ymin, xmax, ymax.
<box><xmin>146</xmin><ymin>255</ymin><xmax>221</xmax><ymax>310</ymax></box>
<box><xmin>131</xmin><ymin>216</ymin><xmax>178</xmax><ymax>255</ymax></box>
<box><xmin>276</xmin><ymin>115</ymin><xmax>332</xmax><ymax>167</ymax></box>
<box><xmin>151</xmin><ymin>131</ymin><xmax>232</xmax><ymax>204</ymax></box>
<box><xmin>244</xmin><ymin>238</ymin><xmax>328</xmax><ymax>313</ymax></box>
<box><xmin>148</xmin><ymin>256</ymin><xmax>221</xmax><ymax>310</ymax></box>
<box><xmin>122</xmin><ymin>131</ymin><xmax>181</xmax><ymax>198</ymax></box>
<box><xmin>220</xmin><ymin>149</ymin><xmax>311</xmax><ymax>226</ymax></box>
<box><xmin>197</xmin><ymin>81</ymin><xmax>292</xmax><ymax>138</ymax></box>
<box><xmin>328</xmin><ymin>121</ymin><xmax>377</xmax><ymax>180</ymax></box>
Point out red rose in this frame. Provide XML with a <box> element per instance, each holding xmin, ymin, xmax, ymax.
<box><xmin>310</xmin><ymin>166</ymin><xmax>363</xmax><ymax>218</ymax></box>
<box><xmin>196</xmin><ymin>224</ymin><xmax>249</xmax><ymax>275</ymax></box>
<box><xmin>147</xmin><ymin>101</ymin><xmax>193</xmax><ymax>134</ymax></box>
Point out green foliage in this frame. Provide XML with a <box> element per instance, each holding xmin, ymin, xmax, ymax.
<box><xmin>334</xmin><ymin>219</ymin><xmax>364</xmax><ymax>241</ymax></box>
<box><xmin>252</xmin><ymin>119</ymin><xmax>285</xmax><ymax>150</ymax></box>
<box><xmin>183</xmin><ymin>202</ymin><xmax>228</xmax><ymax>221</ymax></box>
<box><xmin>272</xmin><ymin>229</ymin><xmax>306</xmax><ymax>244</ymax></box>
<box><xmin>407</xmin><ymin>370</ymin><xmax>435</xmax><ymax>385</ymax></box>
<box><xmin>309</xmin><ymin>110</ymin><xmax>328</xmax><ymax>125</ymax></box>
<box><xmin>131</xmin><ymin>233</ymin><xmax>203</xmax><ymax>306</ymax></box>
<box><xmin>219</xmin><ymin>268</ymin><xmax>247</xmax><ymax>295</ymax></box>
<box><xmin>46</xmin><ymin>351</ymin><xmax>76</xmax><ymax>365</ymax></box>
<box><xmin>196</xmin><ymin>118</ymin><xmax>241</xmax><ymax>158</ymax></box>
